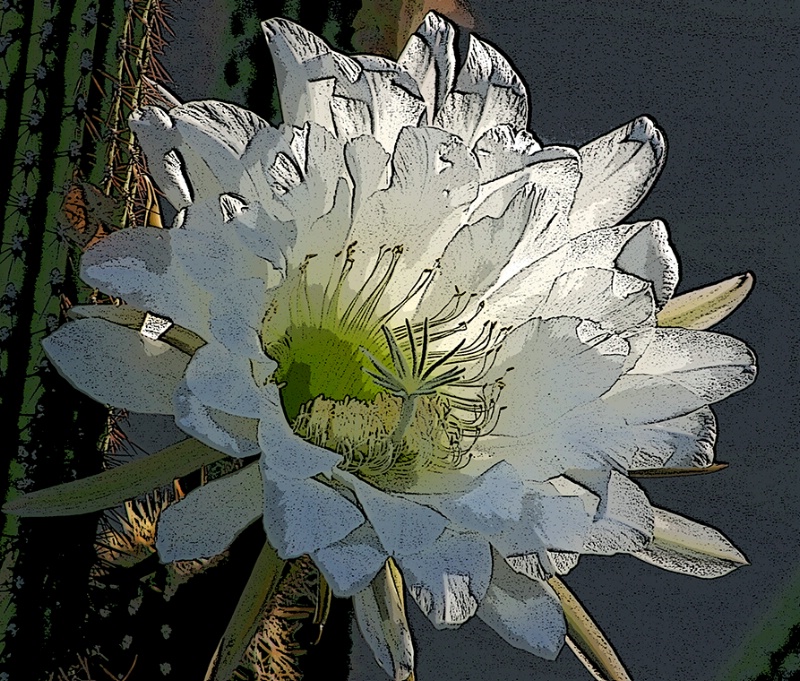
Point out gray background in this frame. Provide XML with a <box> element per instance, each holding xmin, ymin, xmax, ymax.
<box><xmin>162</xmin><ymin>2</ymin><xmax>800</xmax><ymax>679</ymax></box>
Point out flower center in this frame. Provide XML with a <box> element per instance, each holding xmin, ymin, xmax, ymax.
<box><xmin>262</xmin><ymin>244</ymin><xmax>506</xmax><ymax>490</ymax></box>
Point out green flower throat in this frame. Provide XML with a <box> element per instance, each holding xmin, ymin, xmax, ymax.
<box><xmin>261</xmin><ymin>245</ymin><xmax>504</xmax><ymax>491</ymax></box>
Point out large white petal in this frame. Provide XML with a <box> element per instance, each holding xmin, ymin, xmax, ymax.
<box><xmin>567</xmin><ymin>219</ymin><xmax>679</xmax><ymax>308</ymax></box>
<box><xmin>183</xmin><ymin>343</ymin><xmax>276</xmax><ymax>420</ymax></box>
<box><xmin>521</xmin><ymin>266</ymin><xmax>656</xmax><ymax>374</ymax></box>
<box><xmin>129</xmin><ymin>102</ymin><xmax>267</xmax><ymax>208</ymax></box>
<box><xmin>312</xmin><ymin>524</ymin><xmax>387</xmax><ymax>597</ymax></box>
<box><xmin>345</xmin><ymin>134</ymin><xmax>391</xmax><ymax>217</ymax></box>
<box><xmin>168</xmin><ymin>101</ymin><xmax>268</xmax><ymax>199</ymax></box>
<box><xmin>398</xmin><ymin>529</ymin><xmax>492</xmax><ymax>629</ymax></box>
<box><xmin>348</xmin><ymin>126</ymin><xmax>479</xmax><ymax>303</ymax></box>
<box><xmin>155</xmin><ymin>463</ymin><xmax>262</xmax><ymax>562</ymax></box>
<box><xmin>172</xmin><ymin>380</ymin><xmax>261</xmax><ymax>457</ymax></box>
<box><xmin>412</xmin><ymin>184</ymin><xmax>535</xmax><ymax>321</ymax></box>
<box><xmin>261</xmin><ymin>464</ymin><xmax>364</xmax><ymax>558</ymax></box>
<box><xmin>397</xmin><ymin>11</ymin><xmax>456</xmax><ymax>125</ymax></box>
<box><xmin>568</xmin><ymin>470</ymin><xmax>654</xmax><ymax>555</ymax></box>
<box><xmin>632</xmin><ymin>508</ymin><xmax>748</xmax><ymax>578</ymax></box>
<box><xmin>603</xmin><ymin>328</ymin><xmax>757</xmax><ymax>424</ymax></box>
<box><xmin>263</xmin><ymin>17</ymin><xmax>361</xmax><ymax>133</ymax></box>
<box><xmin>415</xmin><ymin>148</ymin><xmax>580</xmax><ymax>328</ymax></box>
<box><xmin>42</xmin><ymin>318</ymin><xmax>189</xmax><ymax>414</ymax></box>
<box><xmin>489</xmin><ymin>477</ymin><xmax>599</xmax><ymax>564</ymax></box>
<box><xmin>174</xmin><ymin>197</ymin><xmax>290</xmax><ymax>283</ymax></box>
<box><xmin>533</xmin><ymin>268</ymin><xmax>656</xmax><ymax>336</ymax></box>
<box><xmin>258</xmin><ymin>411</ymin><xmax>342</xmax><ymax>478</ymax></box>
<box><xmin>352</xmin><ymin>54</ymin><xmax>428</xmax><ymax>148</ymax></box>
<box><xmin>263</xmin><ymin>19</ymin><xmax>424</xmax><ymax>150</ymax></box>
<box><xmin>434</xmin><ymin>35</ymin><xmax>528</xmax><ymax>147</ymax></box>
<box><xmin>269</xmin><ymin>124</ymin><xmax>348</xmax><ymax>260</ymax></box>
<box><xmin>80</xmin><ymin>227</ymin><xmax>212</xmax><ymax>338</ymax></box>
<box><xmin>491</xmin><ymin>317</ymin><xmax>629</xmax><ymax>438</ymax></box>
<box><xmin>530</xmin><ymin>400</ymin><xmax>718</xmax><ymax>472</ymax></box>
<box><xmin>570</xmin><ymin>116</ymin><xmax>666</xmax><ymax>235</ymax></box>
<box><xmin>408</xmin><ymin>461</ymin><xmax>526</xmax><ymax>536</ymax></box>
<box><xmin>162</xmin><ymin>210</ymin><xmax>286</xmax><ymax>358</ymax></box>
<box><xmin>484</xmin><ymin>149</ymin><xmax>581</xmax><ymax>286</ymax></box>
<box><xmin>288</xmin><ymin>174</ymin><xmax>353</xmax><ymax>271</ymax></box>
<box><xmin>477</xmin><ymin>553</ymin><xmax>566</xmax><ymax>660</ymax></box>
<box><xmin>627</xmin><ymin>407</ymin><xmax>717</xmax><ymax>470</ymax></box>
<box><xmin>334</xmin><ymin>470</ymin><xmax>447</xmax><ymax>557</ymax></box>
<box><xmin>472</xmin><ymin>124</ymin><xmax>542</xmax><ymax>182</ymax></box>
<box><xmin>467</xmin><ymin>426</ymin><xmax>610</xmax><ymax>483</ymax></box>
<box><xmin>128</xmin><ymin>106</ymin><xmax>192</xmax><ymax>210</ymax></box>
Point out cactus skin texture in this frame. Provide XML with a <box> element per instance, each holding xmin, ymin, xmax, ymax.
<box><xmin>0</xmin><ymin>0</ymin><xmax>176</xmax><ymax>677</ymax></box>
<box><xmin>0</xmin><ymin>0</ymin><xmax>110</xmax><ymax>675</ymax></box>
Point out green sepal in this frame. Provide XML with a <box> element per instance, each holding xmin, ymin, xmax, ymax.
<box><xmin>205</xmin><ymin>540</ymin><xmax>285</xmax><ymax>681</ymax></box>
<box><xmin>549</xmin><ymin>576</ymin><xmax>632</xmax><ymax>681</ymax></box>
<box><xmin>3</xmin><ymin>438</ymin><xmax>225</xmax><ymax>517</ymax></box>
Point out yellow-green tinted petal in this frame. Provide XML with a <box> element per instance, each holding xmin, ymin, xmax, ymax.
<box><xmin>657</xmin><ymin>272</ymin><xmax>753</xmax><ymax>330</ymax></box>
<box><xmin>633</xmin><ymin>508</ymin><xmax>748</xmax><ymax>578</ymax></box>
<box><xmin>353</xmin><ymin>558</ymin><xmax>414</xmax><ymax>681</ymax></box>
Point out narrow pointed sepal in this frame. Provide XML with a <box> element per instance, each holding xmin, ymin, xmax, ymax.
<box><xmin>657</xmin><ymin>272</ymin><xmax>754</xmax><ymax>330</ymax></box>
<box><xmin>204</xmin><ymin>541</ymin><xmax>285</xmax><ymax>681</ymax></box>
<box><xmin>632</xmin><ymin>509</ymin><xmax>749</xmax><ymax>578</ymax></box>
<box><xmin>629</xmin><ymin>463</ymin><xmax>728</xmax><ymax>478</ymax></box>
<box><xmin>3</xmin><ymin>439</ymin><xmax>224</xmax><ymax>517</ymax></box>
<box><xmin>353</xmin><ymin>558</ymin><xmax>415</xmax><ymax>681</ymax></box>
<box><xmin>548</xmin><ymin>576</ymin><xmax>633</xmax><ymax>681</ymax></box>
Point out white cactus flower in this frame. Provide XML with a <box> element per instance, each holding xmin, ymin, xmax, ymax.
<box><xmin>42</xmin><ymin>12</ymin><xmax>756</xmax><ymax>679</ymax></box>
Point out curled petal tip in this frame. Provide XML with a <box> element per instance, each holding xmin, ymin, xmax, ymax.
<box><xmin>128</xmin><ymin>105</ymin><xmax>172</xmax><ymax>130</ymax></box>
<box><xmin>628</xmin><ymin>115</ymin><xmax>665</xmax><ymax>162</ymax></box>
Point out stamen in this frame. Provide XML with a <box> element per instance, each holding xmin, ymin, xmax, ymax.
<box><xmin>373</xmin><ymin>266</ymin><xmax>436</xmax><ymax>330</ymax></box>
<box><xmin>292</xmin><ymin>254</ymin><xmax>317</xmax><ymax>326</ymax></box>
<box><xmin>267</xmin><ymin>238</ymin><xmax>513</xmax><ymax>491</ymax></box>
<box><xmin>340</xmin><ymin>245</ymin><xmax>393</xmax><ymax>328</ymax></box>
<box><xmin>346</xmin><ymin>245</ymin><xmax>403</xmax><ymax>332</ymax></box>
<box><xmin>322</xmin><ymin>242</ymin><xmax>357</xmax><ymax>326</ymax></box>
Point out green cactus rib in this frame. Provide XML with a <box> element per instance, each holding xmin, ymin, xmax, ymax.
<box><xmin>0</xmin><ymin>0</ymin><xmax>106</xmax><ymax>669</ymax></box>
<box><xmin>77</xmin><ymin>1</ymin><xmax>121</xmax><ymax>181</ymax></box>
<box><xmin>0</xmin><ymin>0</ymin><xmax>100</xmax><ymax>535</ymax></box>
<box><xmin>0</xmin><ymin>0</ymin><xmax>54</xmax><ymax>522</ymax></box>
<box><xmin>1</xmin><ymin>0</ymin><xmax>177</xmax><ymax>670</ymax></box>
<box><xmin>0</xmin><ymin>5</ymin><xmax>27</xmax><ymax>165</ymax></box>
<box><xmin>117</xmin><ymin>0</ymin><xmax>164</xmax><ymax>229</ymax></box>
<box><xmin>0</xmin><ymin>1</ymin><xmax>34</xmax><ymax>251</ymax></box>
<box><xmin>84</xmin><ymin>0</ymin><xmax>129</xmax><ymax>190</ymax></box>
<box><xmin>96</xmin><ymin>0</ymin><xmax>170</xmax><ymax>230</ymax></box>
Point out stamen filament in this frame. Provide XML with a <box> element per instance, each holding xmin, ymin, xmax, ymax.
<box><xmin>340</xmin><ymin>246</ymin><xmax>391</xmax><ymax>328</ymax></box>
<box><xmin>323</xmin><ymin>242</ymin><xmax>357</xmax><ymax>326</ymax></box>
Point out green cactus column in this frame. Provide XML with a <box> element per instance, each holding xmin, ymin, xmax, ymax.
<box><xmin>0</xmin><ymin>0</ymin><xmax>177</xmax><ymax>676</ymax></box>
<box><xmin>0</xmin><ymin>0</ymin><xmax>110</xmax><ymax>673</ymax></box>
